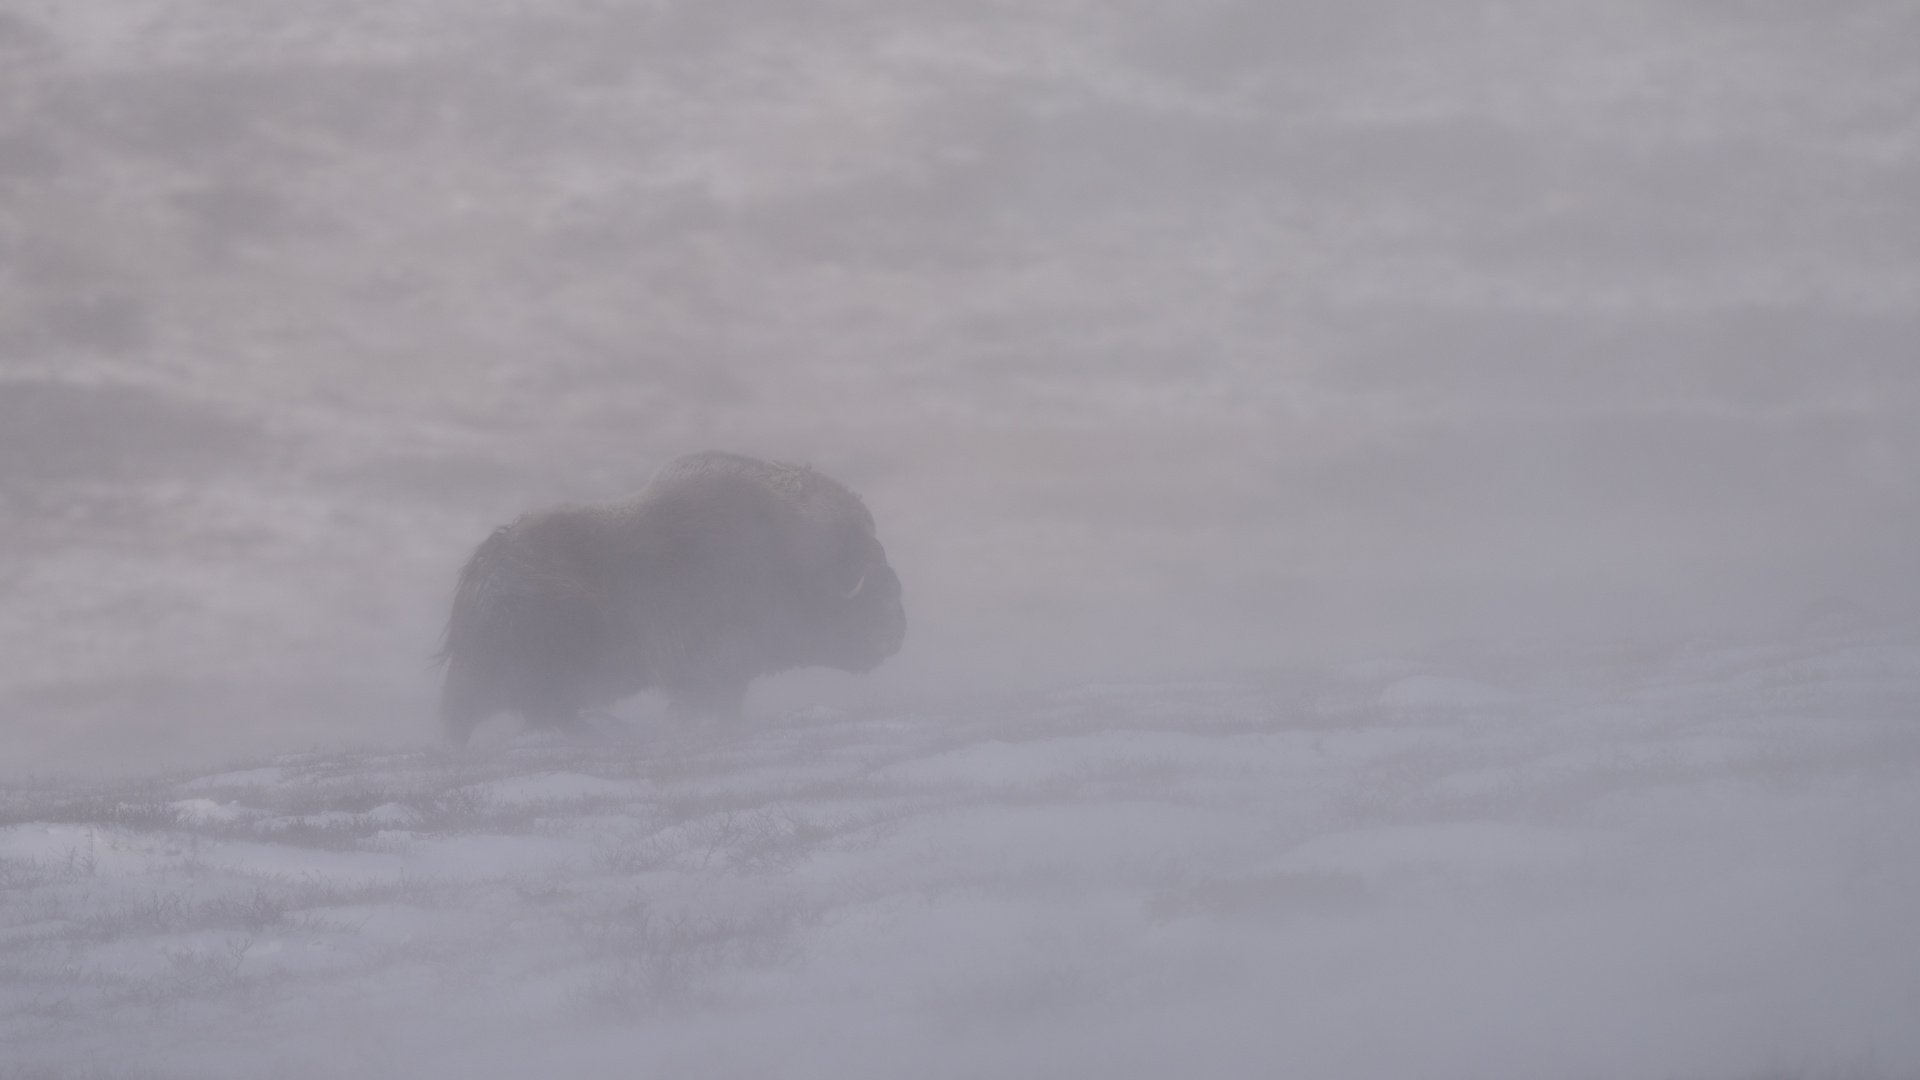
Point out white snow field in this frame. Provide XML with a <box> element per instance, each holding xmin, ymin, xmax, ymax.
<box><xmin>4</xmin><ymin>630</ymin><xmax>1919</xmax><ymax>1080</ymax></box>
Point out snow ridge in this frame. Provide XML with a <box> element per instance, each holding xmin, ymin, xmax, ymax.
<box><xmin>3</xmin><ymin>633</ymin><xmax>1919</xmax><ymax>1079</ymax></box>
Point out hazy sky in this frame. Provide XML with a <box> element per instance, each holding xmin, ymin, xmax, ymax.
<box><xmin>2</xmin><ymin>0</ymin><xmax>1917</xmax><ymax>773</ymax></box>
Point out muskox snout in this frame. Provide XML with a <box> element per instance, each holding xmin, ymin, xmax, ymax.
<box><xmin>873</xmin><ymin>570</ymin><xmax>907</xmax><ymax>648</ymax></box>
<box><xmin>839</xmin><ymin>561</ymin><xmax>905</xmax><ymax>671</ymax></box>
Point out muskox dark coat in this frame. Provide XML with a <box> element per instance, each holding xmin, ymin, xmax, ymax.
<box><xmin>438</xmin><ymin>451</ymin><xmax>905</xmax><ymax>743</ymax></box>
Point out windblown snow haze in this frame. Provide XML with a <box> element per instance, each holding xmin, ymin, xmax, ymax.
<box><xmin>2</xmin><ymin>1</ymin><xmax>1917</xmax><ymax>1077</ymax></box>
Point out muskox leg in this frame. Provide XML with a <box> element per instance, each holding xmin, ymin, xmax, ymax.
<box><xmin>545</xmin><ymin>711</ymin><xmax>606</xmax><ymax>743</ymax></box>
<box><xmin>440</xmin><ymin>682</ymin><xmax>492</xmax><ymax>747</ymax></box>
<box><xmin>667</xmin><ymin>681</ymin><xmax>747</xmax><ymax>726</ymax></box>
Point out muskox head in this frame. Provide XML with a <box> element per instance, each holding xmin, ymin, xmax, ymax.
<box><xmin>438</xmin><ymin>451</ymin><xmax>905</xmax><ymax>743</ymax></box>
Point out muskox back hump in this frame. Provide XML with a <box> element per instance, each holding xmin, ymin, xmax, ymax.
<box><xmin>440</xmin><ymin>508</ymin><xmax>631</xmax><ymax>738</ymax></box>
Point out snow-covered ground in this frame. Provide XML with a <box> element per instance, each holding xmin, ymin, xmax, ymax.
<box><xmin>4</xmin><ymin>630</ymin><xmax>1918</xmax><ymax>1080</ymax></box>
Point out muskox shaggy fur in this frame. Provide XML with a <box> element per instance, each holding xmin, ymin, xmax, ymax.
<box><xmin>437</xmin><ymin>451</ymin><xmax>906</xmax><ymax>744</ymax></box>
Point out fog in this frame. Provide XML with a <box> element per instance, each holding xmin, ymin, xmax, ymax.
<box><xmin>3</xmin><ymin>0</ymin><xmax>1912</xmax><ymax>772</ymax></box>
<box><xmin>2</xmin><ymin>3</ymin><xmax>1918</xmax><ymax>1076</ymax></box>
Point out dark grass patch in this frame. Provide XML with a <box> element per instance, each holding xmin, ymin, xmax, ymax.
<box><xmin>0</xmin><ymin>795</ymin><xmax>183</xmax><ymax>834</ymax></box>
<box><xmin>563</xmin><ymin>890</ymin><xmax>821</xmax><ymax>1020</ymax></box>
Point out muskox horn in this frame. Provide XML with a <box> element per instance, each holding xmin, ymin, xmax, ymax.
<box><xmin>842</xmin><ymin>574</ymin><xmax>865</xmax><ymax>599</ymax></box>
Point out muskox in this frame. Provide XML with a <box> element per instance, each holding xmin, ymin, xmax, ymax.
<box><xmin>437</xmin><ymin>451</ymin><xmax>906</xmax><ymax>744</ymax></box>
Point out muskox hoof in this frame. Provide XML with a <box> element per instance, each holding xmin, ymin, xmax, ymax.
<box><xmin>529</xmin><ymin>711</ymin><xmax>639</xmax><ymax>745</ymax></box>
